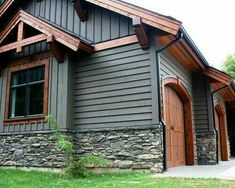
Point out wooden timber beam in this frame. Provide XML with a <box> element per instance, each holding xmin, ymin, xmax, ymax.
<box><xmin>71</xmin><ymin>0</ymin><xmax>87</xmax><ymax>22</ymax></box>
<box><xmin>0</xmin><ymin>34</ymin><xmax>47</xmax><ymax>53</ymax></box>
<box><xmin>132</xmin><ymin>17</ymin><xmax>149</xmax><ymax>49</ymax></box>
<box><xmin>16</xmin><ymin>21</ymin><xmax>24</xmax><ymax>53</ymax></box>
<box><xmin>0</xmin><ymin>0</ymin><xmax>14</xmax><ymax>18</ymax></box>
<box><xmin>47</xmin><ymin>35</ymin><xmax>64</xmax><ymax>63</ymax></box>
<box><xmin>94</xmin><ymin>35</ymin><xmax>138</xmax><ymax>51</ymax></box>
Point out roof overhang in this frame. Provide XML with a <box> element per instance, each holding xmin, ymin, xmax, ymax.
<box><xmin>0</xmin><ymin>10</ymin><xmax>93</xmax><ymax>55</ymax></box>
<box><xmin>203</xmin><ymin>67</ymin><xmax>235</xmax><ymax>104</ymax></box>
<box><xmin>156</xmin><ymin>34</ymin><xmax>206</xmax><ymax>73</ymax></box>
<box><xmin>204</xmin><ymin>66</ymin><xmax>233</xmax><ymax>85</ymax></box>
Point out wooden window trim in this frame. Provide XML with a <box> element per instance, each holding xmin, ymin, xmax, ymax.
<box><xmin>4</xmin><ymin>58</ymin><xmax>50</xmax><ymax>125</ymax></box>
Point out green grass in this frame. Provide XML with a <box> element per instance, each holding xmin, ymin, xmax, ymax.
<box><xmin>0</xmin><ymin>169</ymin><xmax>235</xmax><ymax>188</ymax></box>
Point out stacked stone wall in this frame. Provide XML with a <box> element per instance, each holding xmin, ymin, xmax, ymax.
<box><xmin>0</xmin><ymin>127</ymin><xmax>164</xmax><ymax>172</ymax></box>
<box><xmin>196</xmin><ymin>132</ymin><xmax>217</xmax><ymax>165</ymax></box>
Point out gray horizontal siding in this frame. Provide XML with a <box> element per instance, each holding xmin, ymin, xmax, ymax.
<box><xmin>192</xmin><ymin>73</ymin><xmax>212</xmax><ymax>133</ymax></box>
<box><xmin>160</xmin><ymin>53</ymin><xmax>192</xmax><ymax>96</ymax></box>
<box><xmin>22</xmin><ymin>0</ymin><xmax>134</xmax><ymax>43</ymax></box>
<box><xmin>73</xmin><ymin>43</ymin><xmax>153</xmax><ymax>129</ymax></box>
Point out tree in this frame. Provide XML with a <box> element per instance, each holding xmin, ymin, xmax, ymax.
<box><xmin>223</xmin><ymin>53</ymin><xmax>235</xmax><ymax>78</ymax></box>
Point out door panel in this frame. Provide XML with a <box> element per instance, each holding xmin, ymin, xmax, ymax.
<box><xmin>164</xmin><ymin>86</ymin><xmax>185</xmax><ymax>168</ymax></box>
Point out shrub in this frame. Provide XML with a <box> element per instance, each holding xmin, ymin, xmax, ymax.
<box><xmin>45</xmin><ymin>115</ymin><xmax>107</xmax><ymax>178</ymax></box>
<box><xmin>66</xmin><ymin>160</ymin><xmax>89</xmax><ymax>178</ymax></box>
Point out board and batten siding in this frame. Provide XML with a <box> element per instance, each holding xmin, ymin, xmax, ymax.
<box><xmin>22</xmin><ymin>0</ymin><xmax>134</xmax><ymax>44</ymax></box>
<box><xmin>6</xmin><ymin>42</ymin><xmax>49</xmax><ymax>60</ymax></box>
<box><xmin>73</xmin><ymin>43</ymin><xmax>153</xmax><ymax>129</ymax></box>
<box><xmin>0</xmin><ymin>51</ymin><xmax>73</xmax><ymax>133</ymax></box>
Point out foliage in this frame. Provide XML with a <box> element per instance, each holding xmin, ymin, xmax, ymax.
<box><xmin>65</xmin><ymin>160</ymin><xmax>89</xmax><ymax>178</ymax></box>
<box><xmin>45</xmin><ymin>115</ymin><xmax>107</xmax><ymax>178</ymax></box>
<box><xmin>65</xmin><ymin>156</ymin><xmax>107</xmax><ymax>178</ymax></box>
<box><xmin>79</xmin><ymin>155</ymin><xmax>108</xmax><ymax>168</ymax></box>
<box><xmin>1</xmin><ymin>169</ymin><xmax>235</xmax><ymax>188</ymax></box>
<box><xmin>45</xmin><ymin>115</ymin><xmax>73</xmax><ymax>161</ymax></box>
<box><xmin>223</xmin><ymin>53</ymin><xmax>235</xmax><ymax>78</ymax></box>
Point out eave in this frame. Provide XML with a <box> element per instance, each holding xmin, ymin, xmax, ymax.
<box><xmin>212</xmin><ymin>83</ymin><xmax>235</xmax><ymax>102</ymax></box>
<box><xmin>156</xmin><ymin>34</ymin><xmax>206</xmax><ymax>73</ymax></box>
<box><xmin>204</xmin><ymin>67</ymin><xmax>235</xmax><ymax>103</ymax></box>
<box><xmin>204</xmin><ymin>67</ymin><xmax>233</xmax><ymax>86</ymax></box>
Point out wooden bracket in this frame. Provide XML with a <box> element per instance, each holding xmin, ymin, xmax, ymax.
<box><xmin>47</xmin><ymin>35</ymin><xmax>64</xmax><ymax>63</ymax></box>
<box><xmin>71</xmin><ymin>0</ymin><xmax>87</xmax><ymax>22</ymax></box>
<box><xmin>16</xmin><ymin>21</ymin><xmax>24</xmax><ymax>53</ymax></box>
<box><xmin>132</xmin><ymin>17</ymin><xmax>149</xmax><ymax>49</ymax></box>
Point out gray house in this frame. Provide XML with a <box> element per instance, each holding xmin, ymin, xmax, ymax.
<box><xmin>0</xmin><ymin>0</ymin><xmax>235</xmax><ymax>172</ymax></box>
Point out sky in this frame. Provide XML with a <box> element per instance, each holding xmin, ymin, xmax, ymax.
<box><xmin>124</xmin><ymin>0</ymin><xmax>235</xmax><ymax>69</ymax></box>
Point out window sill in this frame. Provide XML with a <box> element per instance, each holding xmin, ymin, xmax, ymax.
<box><xmin>4</xmin><ymin>116</ymin><xmax>46</xmax><ymax>125</ymax></box>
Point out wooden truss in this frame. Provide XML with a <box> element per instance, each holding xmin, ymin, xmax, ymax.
<box><xmin>0</xmin><ymin>10</ymin><xmax>93</xmax><ymax>63</ymax></box>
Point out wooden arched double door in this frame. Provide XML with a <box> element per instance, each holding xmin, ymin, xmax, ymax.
<box><xmin>162</xmin><ymin>78</ymin><xmax>194</xmax><ymax>168</ymax></box>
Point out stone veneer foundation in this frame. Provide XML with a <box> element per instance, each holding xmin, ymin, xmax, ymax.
<box><xmin>196</xmin><ymin>132</ymin><xmax>217</xmax><ymax>165</ymax></box>
<box><xmin>0</xmin><ymin>127</ymin><xmax>164</xmax><ymax>172</ymax></box>
<box><xmin>0</xmin><ymin>133</ymin><xmax>67</xmax><ymax>168</ymax></box>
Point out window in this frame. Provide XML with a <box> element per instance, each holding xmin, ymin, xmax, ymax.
<box><xmin>9</xmin><ymin>66</ymin><xmax>45</xmax><ymax>118</ymax></box>
<box><xmin>4</xmin><ymin>59</ymin><xmax>49</xmax><ymax>124</ymax></box>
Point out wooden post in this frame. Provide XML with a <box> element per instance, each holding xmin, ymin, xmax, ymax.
<box><xmin>132</xmin><ymin>17</ymin><xmax>149</xmax><ymax>49</ymax></box>
<box><xmin>47</xmin><ymin>35</ymin><xmax>64</xmax><ymax>63</ymax></box>
<box><xmin>16</xmin><ymin>21</ymin><xmax>24</xmax><ymax>53</ymax></box>
<box><xmin>71</xmin><ymin>0</ymin><xmax>87</xmax><ymax>21</ymax></box>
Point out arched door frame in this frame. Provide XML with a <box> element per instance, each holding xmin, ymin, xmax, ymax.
<box><xmin>214</xmin><ymin>99</ymin><xmax>229</xmax><ymax>161</ymax></box>
<box><xmin>162</xmin><ymin>77</ymin><xmax>195</xmax><ymax>166</ymax></box>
